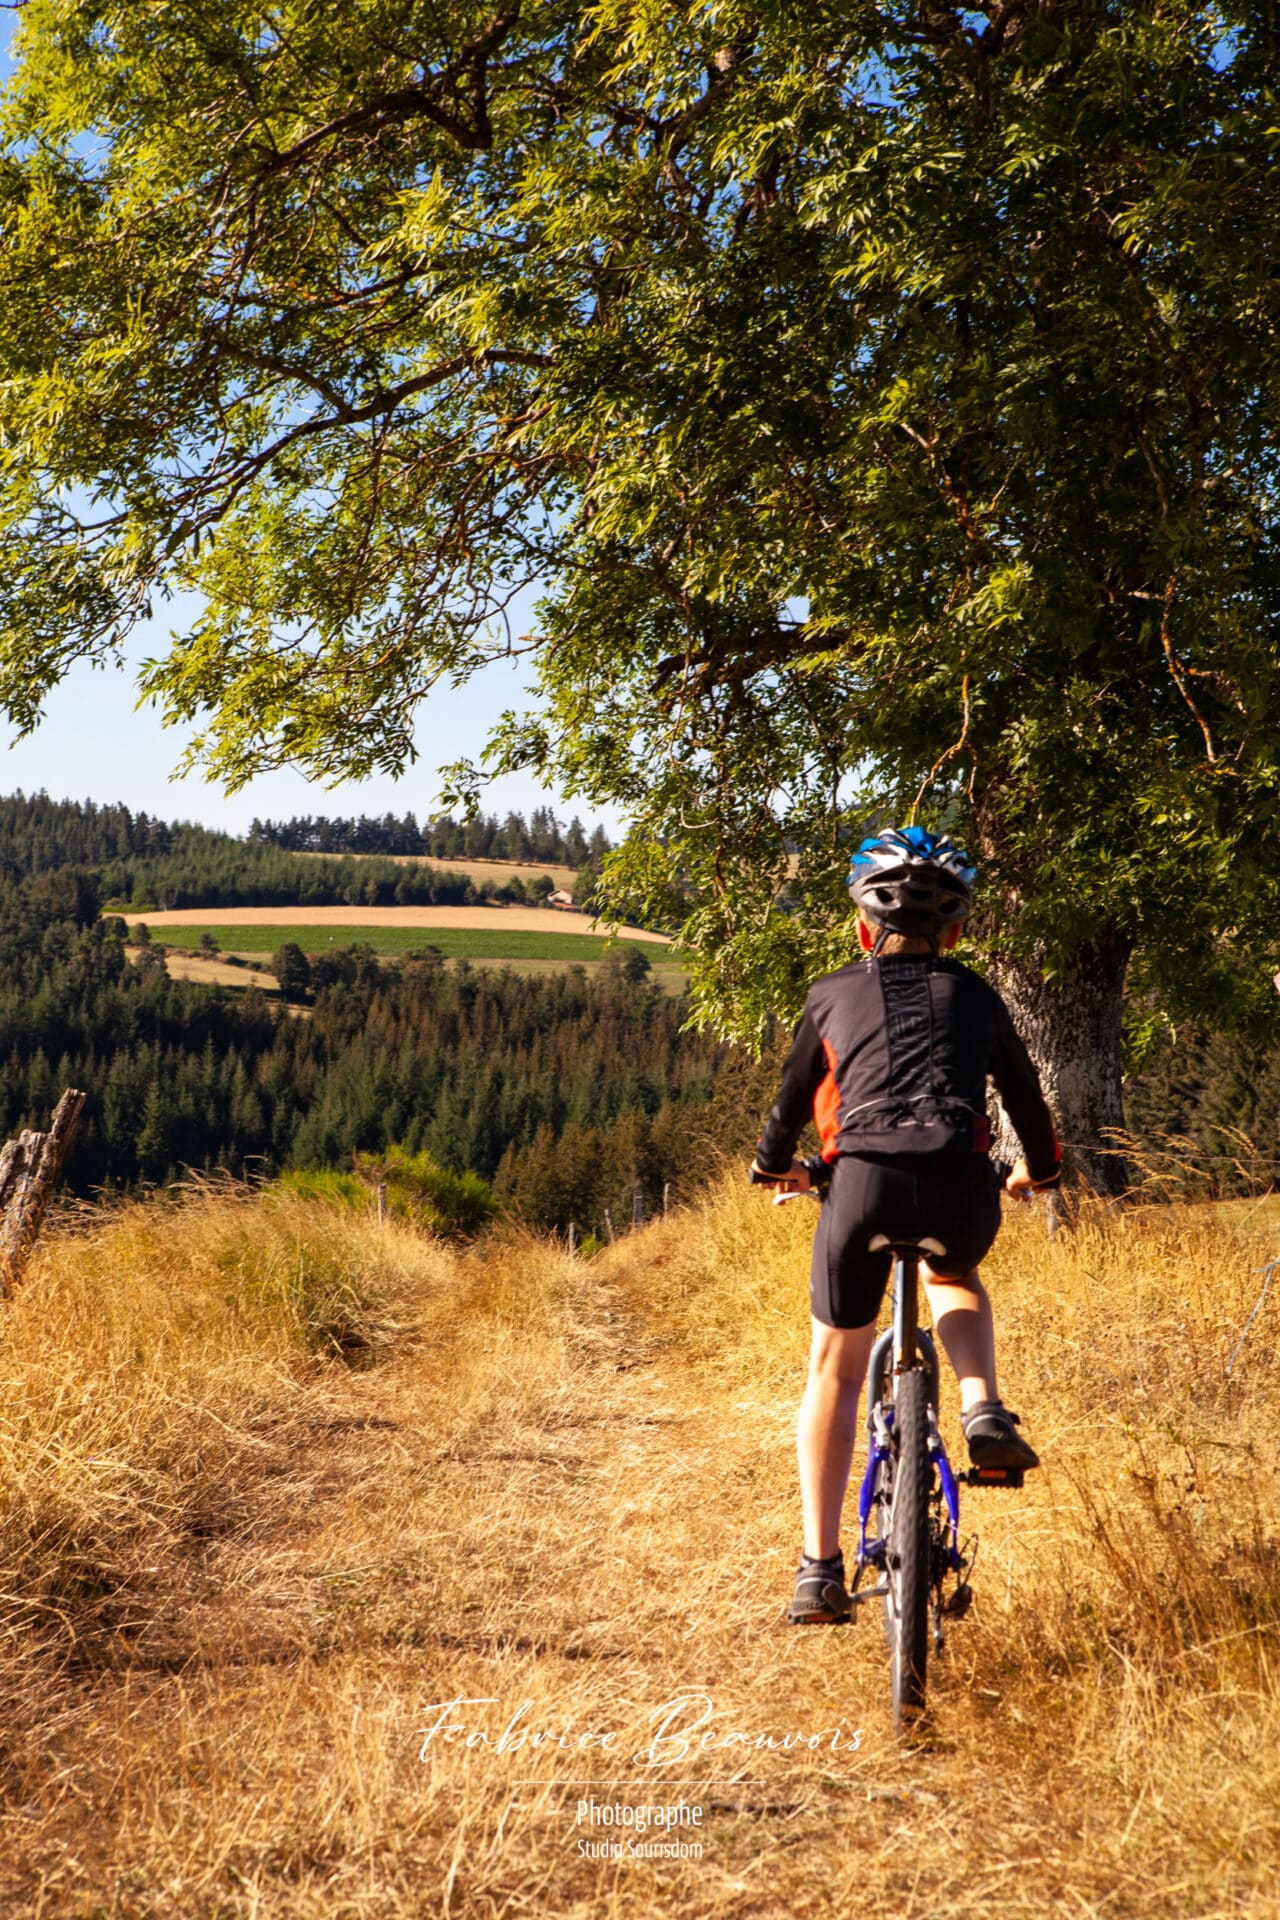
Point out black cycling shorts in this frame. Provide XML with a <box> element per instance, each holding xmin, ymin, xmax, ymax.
<box><xmin>810</xmin><ymin>1151</ymin><xmax>1002</xmax><ymax>1330</ymax></box>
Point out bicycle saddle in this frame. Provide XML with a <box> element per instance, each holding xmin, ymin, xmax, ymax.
<box><xmin>868</xmin><ymin>1234</ymin><xmax>947</xmax><ymax>1256</ymax></box>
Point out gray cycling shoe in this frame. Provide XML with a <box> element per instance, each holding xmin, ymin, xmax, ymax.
<box><xmin>961</xmin><ymin>1400</ymin><xmax>1040</xmax><ymax>1472</ymax></box>
<box><xmin>787</xmin><ymin>1550</ymin><xmax>851</xmax><ymax>1625</ymax></box>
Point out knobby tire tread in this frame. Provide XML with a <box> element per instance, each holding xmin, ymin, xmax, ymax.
<box><xmin>888</xmin><ymin>1367</ymin><xmax>930</xmax><ymax>1727</ymax></box>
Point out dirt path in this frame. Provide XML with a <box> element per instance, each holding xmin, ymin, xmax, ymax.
<box><xmin>5</xmin><ymin>1194</ymin><xmax>1277</xmax><ymax>1917</ymax></box>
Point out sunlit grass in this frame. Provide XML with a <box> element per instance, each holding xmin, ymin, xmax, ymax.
<box><xmin>1</xmin><ymin>1177</ymin><xmax>1278</xmax><ymax>1914</ymax></box>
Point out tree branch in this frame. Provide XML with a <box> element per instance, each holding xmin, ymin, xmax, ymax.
<box><xmin>254</xmin><ymin>7</ymin><xmax>523</xmax><ymax>167</ymax></box>
<box><xmin>1160</xmin><ymin>574</ymin><xmax>1216</xmax><ymax>762</ymax></box>
<box><xmin>163</xmin><ymin>346</ymin><xmax>551</xmax><ymax>547</ymax></box>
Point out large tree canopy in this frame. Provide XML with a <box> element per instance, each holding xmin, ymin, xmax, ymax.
<box><xmin>2</xmin><ymin>0</ymin><xmax>1279</xmax><ymax>1184</ymax></box>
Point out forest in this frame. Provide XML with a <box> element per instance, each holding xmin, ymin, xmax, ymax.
<box><xmin>248</xmin><ymin>806</ymin><xmax>609</xmax><ymax>866</ymax></box>
<box><xmin>0</xmin><ymin>820</ymin><xmax>727</xmax><ymax>1235</ymax></box>
<box><xmin>0</xmin><ymin>793</ymin><xmax>601</xmax><ymax>914</ymax></box>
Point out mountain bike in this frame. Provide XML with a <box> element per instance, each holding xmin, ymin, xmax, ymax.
<box><xmin>758</xmin><ymin>1157</ymin><xmax>1024</xmax><ymax>1731</ymax></box>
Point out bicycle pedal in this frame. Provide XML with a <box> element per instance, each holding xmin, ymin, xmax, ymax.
<box><xmin>963</xmin><ymin>1465</ymin><xmax>1024</xmax><ymax>1489</ymax></box>
<box><xmin>942</xmin><ymin>1582</ymin><xmax>973</xmax><ymax>1618</ymax></box>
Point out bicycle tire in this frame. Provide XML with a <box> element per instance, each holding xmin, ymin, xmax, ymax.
<box><xmin>883</xmin><ymin>1367</ymin><xmax>931</xmax><ymax>1727</ymax></box>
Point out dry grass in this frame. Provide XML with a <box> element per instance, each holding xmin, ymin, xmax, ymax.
<box><xmin>126</xmin><ymin>948</ymin><xmax>280</xmax><ymax>992</ymax></box>
<box><xmin>2</xmin><ymin>1178</ymin><xmax>1279</xmax><ymax>1915</ymax></box>
<box><xmin>297</xmin><ymin>852</ymin><xmax>580</xmax><ymax>889</ymax></box>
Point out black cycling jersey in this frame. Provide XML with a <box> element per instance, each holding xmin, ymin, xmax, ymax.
<box><xmin>755</xmin><ymin>954</ymin><xmax>1060</xmax><ymax>1186</ymax></box>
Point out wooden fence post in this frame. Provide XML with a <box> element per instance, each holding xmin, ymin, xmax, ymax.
<box><xmin>0</xmin><ymin>1089</ymin><xmax>87</xmax><ymax>1296</ymax></box>
<box><xmin>603</xmin><ymin>1208</ymin><xmax>616</xmax><ymax>1244</ymax></box>
<box><xmin>632</xmin><ymin>1189</ymin><xmax>644</xmax><ymax>1229</ymax></box>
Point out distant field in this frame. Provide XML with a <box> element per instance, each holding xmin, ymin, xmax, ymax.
<box><xmin>143</xmin><ymin>923</ymin><xmax>678</xmax><ymax>966</ymax></box>
<box><xmin>297</xmin><ymin>850</ymin><xmax>580</xmax><ymax>888</ymax></box>
<box><xmin>129</xmin><ymin>949</ymin><xmax>276</xmax><ymax>990</ymax></box>
<box><xmin>128</xmin><ymin>904</ymin><xmax>668</xmax><ymax>942</ymax></box>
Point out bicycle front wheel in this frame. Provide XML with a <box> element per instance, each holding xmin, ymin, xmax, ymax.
<box><xmin>884</xmin><ymin>1366</ymin><xmax>931</xmax><ymax>1728</ymax></box>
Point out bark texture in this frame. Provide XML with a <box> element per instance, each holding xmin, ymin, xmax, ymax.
<box><xmin>990</xmin><ymin>936</ymin><xmax>1132</xmax><ymax>1195</ymax></box>
<box><xmin>0</xmin><ymin>1088</ymin><xmax>87</xmax><ymax>1294</ymax></box>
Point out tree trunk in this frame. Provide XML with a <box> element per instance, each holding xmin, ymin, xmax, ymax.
<box><xmin>990</xmin><ymin>935</ymin><xmax>1132</xmax><ymax>1195</ymax></box>
<box><xmin>0</xmin><ymin>1088</ymin><xmax>87</xmax><ymax>1293</ymax></box>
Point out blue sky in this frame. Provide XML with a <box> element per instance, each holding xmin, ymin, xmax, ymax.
<box><xmin>0</xmin><ymin>28</ymin><xmax>611</xmax><ymax>837</ymax></box>
<box><xmin>0</xmin><ymin>624</ymin><xmax>571</xmax><ymax>834</ymax></box>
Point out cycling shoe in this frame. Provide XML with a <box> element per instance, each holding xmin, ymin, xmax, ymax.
<box><xmin>787</xmin><ymin>1550</ymin><xmax>852</xmax><ymax>1625</ymax></box>
<box><xmin>961</xmin><ymin>1400</ymin><xmax>1040</xmax><ymax>1473</ymax></box>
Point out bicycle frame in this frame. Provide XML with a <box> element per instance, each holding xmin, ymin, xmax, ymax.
<box><xmin>753</xmin><ymin>1160</ymin><xmax>1024</xmax><ymax>1724</ymax></box>
<box><xmin>853</xmin><ymin>1249</ymin><xmax>965</xmax><ymax>1584</ymax></box>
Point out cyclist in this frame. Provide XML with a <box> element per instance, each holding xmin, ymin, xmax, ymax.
<box><xmin>750</xmin><ymin>826</ymin><xmax>1062</xmax><ymax>1626</ymax></box>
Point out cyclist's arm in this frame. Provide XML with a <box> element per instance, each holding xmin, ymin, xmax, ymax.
<box><xmin>990</xmin><ymin>1000</ymin><xmax>1062</xmax><ymax>1189</ymax></box>
<box><xmin>753</xmin><ymin>1004</ymin><xmax>827</xmax><ymax>1177</ymax></box>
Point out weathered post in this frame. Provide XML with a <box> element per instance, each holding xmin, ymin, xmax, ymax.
<box><xmin>603</xmin><ymin>1208</ymin><xmax>616</xmax><ymax>1244</ymax></box>
<box><xmin>632</xmin><ymin>1189</ymin><xmax>644</xmax><ymax>1229</ymax></box>
<box><xmin>0</xmin><ymin>1089</ymin><xmax>88</xmax><ymax>1295</ymax></box>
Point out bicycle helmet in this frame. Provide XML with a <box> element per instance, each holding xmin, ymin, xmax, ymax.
<box><xmin>847</xmin><ymin>825</ymin><xmax>975</xmax><ymax>939</ymax></box>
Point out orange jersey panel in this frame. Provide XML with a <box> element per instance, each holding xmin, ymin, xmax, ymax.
<box><xmin>814</xmin><ymin>1037</ymin><xmax>841</xmax><ymax>1161</ymax></box>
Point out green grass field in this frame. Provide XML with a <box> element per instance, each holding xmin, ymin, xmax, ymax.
<box><xmin>149</xmin><ymin>923</ymin><xmax>679</xmax><ymax>967</ymax></box>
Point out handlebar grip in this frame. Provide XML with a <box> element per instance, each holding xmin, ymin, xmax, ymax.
<box><xmin>750</xmin><ymin>1157</ymin><xmax>832</xmax><ymax>1197</ymax></box>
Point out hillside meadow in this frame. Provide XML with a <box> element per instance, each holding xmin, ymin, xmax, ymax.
<box><xmin>127</xmin><ymin>908</ymin><xmax>683</xmax><ymax>980</ymax></box>
<box><xmin>128</xmin><ymin>906</ymin><xmax>670</xmax><ymax>942</ymax></box>
<box><xmin>296</xmin><ymin>851</ymin><xmax>581</xmax><ymax>890</ymax></box>
<box><xmin>1</xmin><ymin>1177</ymin><xmax>1278</xmax><ymax>1916</ymax></box>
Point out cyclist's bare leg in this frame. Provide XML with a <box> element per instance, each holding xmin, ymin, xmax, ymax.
<box><xmin>797</xmin><ymin>1316</ymin><xmax>878</xmax><ymax>1559</ymax></box>
<box><xmin>921</xmin><ymin>1266</ymin><xmax>997</xmax><ymax>1413</ymax></box>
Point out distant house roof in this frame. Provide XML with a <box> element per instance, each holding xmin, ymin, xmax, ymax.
<box><xmin>548</xmin><ymin>888</ymin><xmax>575</xmax><ymax>908</ymax></box>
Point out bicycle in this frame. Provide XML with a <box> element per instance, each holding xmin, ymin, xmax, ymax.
<box><xmin>756</xmin><ymin>1156</ymin><xmax>1025</xmax><ymax>1731</ymax></box>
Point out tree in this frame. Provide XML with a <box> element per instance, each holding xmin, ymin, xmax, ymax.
<box><xmin>3</xmin><ymin>3</ymin><xmax>1280</xmax><ymax>1188</ymax></box>
<box><xmin>272</xmin><ymin>942</ymin><xmax>312</xmax><ymax>1005</ymax></box>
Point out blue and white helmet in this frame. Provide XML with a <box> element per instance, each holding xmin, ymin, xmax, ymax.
<box><xmin>847</xmin><ymin>826</ymin><xmax>975</xmax><ymax>936</ymax></box>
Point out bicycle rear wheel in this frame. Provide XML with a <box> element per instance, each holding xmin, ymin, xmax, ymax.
<box><xmin>883</xmin><ymin>1366</ymin><xmax>931</xmax><ymax>1728</ymax></box>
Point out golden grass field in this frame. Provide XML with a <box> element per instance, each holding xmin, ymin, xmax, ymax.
<box><xmin>297</xmin><ymin>852</ymin><xmax>581</xmax><ymax>890</ymax></box>
<box><xmin>129</xmin><ymin>949</ymin><xmax>279</xmax><ymax>991</ymax></box>
<box><xmin>2</xmin><ymin>1177</ymin><xmax>1279</xmax><ymax>1916</ymax></box>
<box><xmin>129</xmin><ymin>905</ymin><xmax>671</xmax><ymax>943</ymax></box>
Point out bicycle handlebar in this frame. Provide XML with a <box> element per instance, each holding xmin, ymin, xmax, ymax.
<box><xmin>750</xmin><ymin>1155</ymin><xmax>832</xmax><ymax>1200</ymax></box>
<box><xmin>752</xmin><ymin>1155</ymin><xmax>1016</xmax><ymax>1201</ymax></box>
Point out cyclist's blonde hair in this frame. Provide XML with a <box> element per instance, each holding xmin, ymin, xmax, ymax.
<box><xmin>876</xmin><ymin>931</ymin><xmax>935</xmax><ymax>956</ymax></box>
<box><xmin>857</xmin><ymin>913</ymin><xmax>958</xmax><ymax>958</ymax></box>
